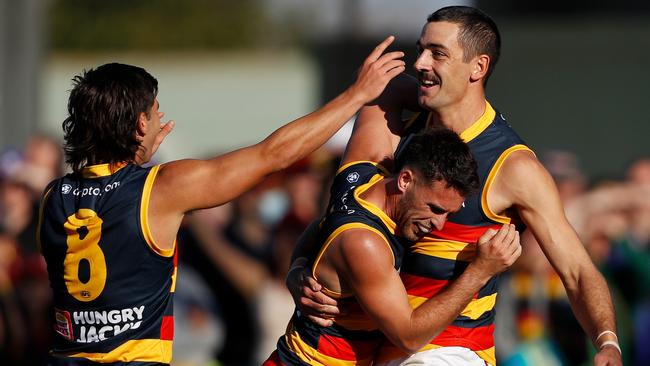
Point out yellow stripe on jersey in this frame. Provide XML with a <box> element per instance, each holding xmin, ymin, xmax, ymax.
<box><xmin>170</xmin><ymin>265</ymin><xmax>178</xmax><ymax>293</ymax></box>
<box><xmin>80</xmin><ymin>162</ymin><xmax>128</xmax><ymax>178</ymax></box>
<box><xmin>459</xmin><ymin>101</ymin><xmax>496</xmax><ymax>143</ymax></box>
<box><xmin>475</xmin><ymin>346</ymin><xmax>496</xmax><ymax>366</ymax></box>
<box><xmin>62</xmin><ymin>339</ymin><xmax>173</xmax><ymax>363</ymax></box>
<box><xmin>411</xmin><ymin>239</ymin><xmax>476</xmax><ymax>261</ymax></box>
<box><xmin>139</xmin><ymin>165</ymin><xmax>174</xmax><ymax>258</ymax></box>
<box><xmin>312</xmin><ymin>222</ymin><xmax>394</xmax><ymax>298</ymax></box>
<box><xmin>353</xmin><ymin>175</ymin><xmax>397</xmax><ymax>235</ymax></box>
<box><xmin>407</xmin><ymin>293</ymin><xmax>497</xmax><ymax>320</ymax></box>
<box><xmin>481</xmin><ymin>144</ymin><xmax>533</xmax><ymax>224</ymax></box>
<box><xmin>285</xmin><ymin>323</ymin><xmax>373</xmax><ymax>366</ymax></box>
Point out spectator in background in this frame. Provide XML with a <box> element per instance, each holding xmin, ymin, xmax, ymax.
<box><xmin>0</xmin><ymin>137</ymin><xmax>62</xmax><ymax>366</ymax></box>
<box><xmin>15</xmin><ymin>135</ymin><xmax>65</xmax><ymax>198</ymax></box>
<box><xmin>255</xmin><ymin>157</ymin><xmax>335</xmax><ymax>363</ymax></box>
<box><xmin>179</xmin><ymin>191</ymin><xmax>269</xmax><ymax>366</ymax></box>
<box><xmin>627</xmin><ymin>158</ymin><xmax>650</xmax><ymax>365</ymax></box>
<box><xmin>179</xmin><ymin>155</ymin><xmax>338</xmax><ymax>365</ymax></box>
<box><xmin>595</xmin><ymin>157</ymin><xmax>650</xmax><ymax>365</ymax></box>
<box><xmin>0</xmin><ymin>231</ymin><xmax>27</xmax><ymax>363</ymax></box>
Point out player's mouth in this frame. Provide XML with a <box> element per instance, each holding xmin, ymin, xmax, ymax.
<box><xmin>418</xmin><ymin>73</ymin><xmax>440</xmax><ymax>90</ymax></box>
<box><xmin>415</xmin><ymin>222</ymin><xmax>433</xmax><ymax>235</ymax></box>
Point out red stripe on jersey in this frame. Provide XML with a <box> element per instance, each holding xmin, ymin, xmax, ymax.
<box><xmin>432</xmin><ymin>324</ymin><xmax>495</xmax><ymax>351</ymax></box>
<box><xmin>317</xmin><ymin>333</ymin><xmax>377</xmax><ymax>361</ymax></box>
<box><xmin>160</xmin><ymin>315</ymin><xmax>174</xmax><ymax>340</ymax></box>
<box><xmin>401</xmin><ymin>273</ymin><xmax>449</xmax><ymax>298</ymax></box>
<box><xmin>429</xmin><ymin>222</ymin><xmax>501</xmax><ymax>243</ymax></box>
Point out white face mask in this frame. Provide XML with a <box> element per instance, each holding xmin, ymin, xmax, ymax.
<box><xmin>257</xmin><ymin>189</ymin><xmax>289</xmax><ymax>227</ymax></box>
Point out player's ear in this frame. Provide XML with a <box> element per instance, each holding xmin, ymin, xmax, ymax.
<box><xmin>397</xmin><ymin>168</ymin><xmax>414</xmax><ymax>193</ymax></box>
<box><xmin>136</xmin><ymin>112</ymin><xmax>148</xmax><ymax>140</ymax></box>
<box><xmin>470</xmin><ymin>54</ymin><xmax>490</xmax><ymax>82</ymax></box>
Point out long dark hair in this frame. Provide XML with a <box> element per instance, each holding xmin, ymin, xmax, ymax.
<box><xmin>62</xmin><ymin>63</ymin><xmax>158</xmax><ymax>173</ymax></box>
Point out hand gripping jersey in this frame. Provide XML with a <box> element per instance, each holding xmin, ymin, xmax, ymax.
<box><xmin>38</xmin><ymin>163</ymin><xmax>177</xmax><ymax>365</ymax></box>
<box><xmin>376</xmin><ymin>102</ymin><xmax>532</xmax><ymax>365</ymax></box>
<box><xmin>266</xmin><ymin>162</ymin><xmax>407</xmax><ymax>366</ymax></box>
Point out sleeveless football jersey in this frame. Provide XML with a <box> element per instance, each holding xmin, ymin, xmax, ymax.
<box><xmin>39</xmin><ymin>163</ymin><xmax>177</xmax><ymax>365</ymax></box>
<box><xmin>376</xmin><ymin>102</ymin><xmax>532</xmax><ymax>365</ymax></box>
<box><xmin>268</xmin><ymin>161</ymin><xmax>407</xmax><ymax>366</ymax></box>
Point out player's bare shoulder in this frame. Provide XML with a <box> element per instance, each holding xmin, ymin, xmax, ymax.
<box><xmin>333</xmin><ymin>228</ymin><xmax>397</xmax><ymax>276</ymax></box>
<box><xmin>499</xmin><ymin>149</ymin><xmax>558</xmax><ymax>205</ymax></box>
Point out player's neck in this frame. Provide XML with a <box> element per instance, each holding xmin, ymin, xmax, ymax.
<box><xmin>430</xmin><ymin>92</ymin><xmax>487</xmax><ymax>135</ymax></box>
<box><xmin>133</xmin><ymin>146</ymin><xmax>149</xmax><ymax>166</ymax></box>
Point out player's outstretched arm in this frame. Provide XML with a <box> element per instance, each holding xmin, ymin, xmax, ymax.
<box><xmin>492</xmin><ymin>150</ymin><xmax>622</xmax><ymax>366</ymax></box>
<box><xmin>338</xmin><ymin>225</ymin><xmax>520</xmax><ymax>354</ymax></box>
<box><xmin>155</xmin><ymin>36</ymin><xmax>405</xmax><ymax>214</ymax></box>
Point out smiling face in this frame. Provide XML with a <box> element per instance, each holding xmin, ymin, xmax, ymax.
<box><xmin>414</xmin><ymin>21</ymin><xmax>477</xmax><ymax>111</ymax></box>
<box><xmin>394</xmin><ymin>171</ymin><xmax>465</xmax><ymax>241</ymax></box>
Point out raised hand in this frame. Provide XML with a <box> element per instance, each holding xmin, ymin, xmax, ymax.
<box><xmin>151</xmin><ymin>118</ymin><xmax>175</xmax><ymax>158</ymax></box>
<box><xmin>349</xmin><ymin>36</ymin><xmax>406</xmax><ymax>104</ymax></box>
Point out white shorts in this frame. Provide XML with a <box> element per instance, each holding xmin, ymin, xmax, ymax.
<box><xmin>375</xmin><ymin>347</ymin><xmax>489</xmax><ymax>366</ymax></box>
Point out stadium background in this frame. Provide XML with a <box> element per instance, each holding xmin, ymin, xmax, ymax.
<box><xmin>0</xmin><ymin>1</ymin><xmax>648</xmax><ymax>365</ymax></box>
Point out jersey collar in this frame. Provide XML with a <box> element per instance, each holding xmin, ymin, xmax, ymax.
<box><xmin>459</xmin><ymin>100</ymin><xmax>496</xmax><ymax>143</ymax></box>
<box><xmin>81</xmin><ymin>162</ymin><xmax>128</xmax><ymax>178</ymax></box>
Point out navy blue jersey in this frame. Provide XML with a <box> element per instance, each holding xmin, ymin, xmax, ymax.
<box><xmin>378</xmin><ymin>102</ymin><xmax>532</xmax><ymax>365</ymax></box>
<box><xmin>39</xmin><ymin>163</ymin><xmax>177</xmax><ymax>365</ymax></box>
<box><xmin>270</xmin><ymin>162</ymin><xmax>407</xmax><ymax>366</ymax></box>
<box><xmin>319</xmin><ymin>161</ymin><xmax>406</xmax><ymax>271</ymax></box>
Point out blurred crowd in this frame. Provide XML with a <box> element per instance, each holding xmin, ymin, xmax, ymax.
<box><xmin>0</xmin><ymin>133</ymin><xmax>648</xmax><ymax>366</ymax></box>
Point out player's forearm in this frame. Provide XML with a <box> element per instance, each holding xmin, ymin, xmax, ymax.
<box><xmin>260</xmin><ymin>88</ymin><xmax>367</xmax><ymax>172</ymax></box>
<box><xmin>392</xmin><ymin>264</ymin><xmax>491</xmax><ymax>353</ymax></box>
<box><xmin>564</xmin><ymin>264</ymin><xmax>618</xmax><ymax>348</ymax></box>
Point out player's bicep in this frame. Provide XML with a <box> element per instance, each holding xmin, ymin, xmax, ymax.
<box><xmin>156</xmin><ymin>144</ymin><xmax>270</xmax><ymax>213</ymax></box>
<box><xmin>336</xmin><ymin>231</ymin><xmax>414</xmax><ymax>340</ymax></box>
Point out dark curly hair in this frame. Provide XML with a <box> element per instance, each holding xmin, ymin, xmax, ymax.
<box><xmin>62</xmin><ymin>63</ymin><xmax>158</xmax><ymax>173</ymax></box>
<box><xmin>427</xmin><ymin>6</ymin><xmax>501</xmax><ymax>84</ymax></box>
<box><xmin>395</xmin><ymin>127</ymin><xmax>479</xmax><ymax>197</ymax></box>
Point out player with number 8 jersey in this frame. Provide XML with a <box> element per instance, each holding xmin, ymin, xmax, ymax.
<box><xmin>39</xmin><ymin>38</ymin><xmax>406</xmax><ymax>365</ymax></box>
<box><xmin>39</xmin><ymin>162</ymin><xmax>177</xmax><ymax>364</ymax></box>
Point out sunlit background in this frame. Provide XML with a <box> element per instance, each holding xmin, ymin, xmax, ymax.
<box><xmin>1</xmin><ymin>1</ymin><xmax>649</xmax><ymax>365</ymax></box>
